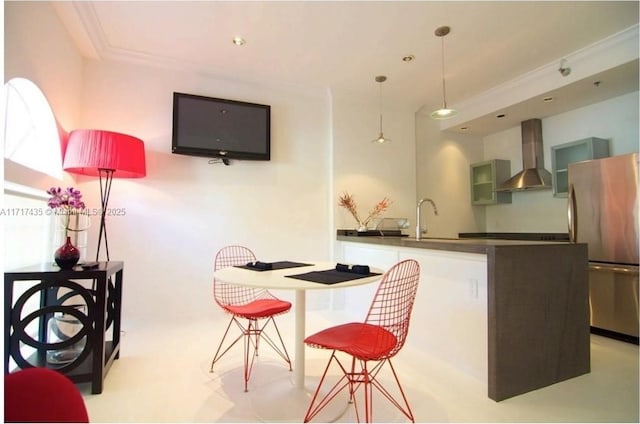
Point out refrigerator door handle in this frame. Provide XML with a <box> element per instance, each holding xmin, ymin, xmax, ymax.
<box><xmin>568</xmin><ymin>184</ymin><xmax>577</xmax><ymax>243</ymax></box>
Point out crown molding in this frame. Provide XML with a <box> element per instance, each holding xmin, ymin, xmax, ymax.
<box><xmin>51</xmin><ymin>2</ymin><xmax>99</xmax><ymax>60</ymax></box>
<box><xmin>58</xmin><ymin>2</ymin><xmax>327</xmax><ymax>98</ymax></box>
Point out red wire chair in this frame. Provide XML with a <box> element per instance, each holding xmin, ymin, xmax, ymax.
<box><xmin>210</xmin><ymin>245</ymin><xmax>292</xmax><ymax>392</ymax></box>
<box><xmin>303</xmin><ymin>259</ymin><xmax>421</xmax><ymax>423</ymax></box>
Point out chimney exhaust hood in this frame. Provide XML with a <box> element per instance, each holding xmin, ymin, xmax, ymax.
<box><xmin>496</xmin><ymin>118</ymin><xmax>552</xmax><ymax>192</ymax></box>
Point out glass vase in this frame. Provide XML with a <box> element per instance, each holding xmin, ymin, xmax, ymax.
<box><xmin>55</xmin><ymin>212</ymin><xmax>90</xmax><ymax>263</ymax></box>
<box><xmin>54</xmin><ymin>236</ymin><xmax>80</xmax><ymax>269</ymax></box>
<box><xmin>46</xmin><ymin>304</ymin><xmax>86</xmax><ymax>365</ymax></box>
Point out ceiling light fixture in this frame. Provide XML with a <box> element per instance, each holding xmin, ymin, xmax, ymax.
<box><xmin>431</xmin><ymin>26</ymin><xmax>457</xmax><ymax>120</ymax></box>
<box><xmin>232</xmin><ymin>36</ymin><xmax>246</xmax><ymax>46</ymax></box>
<box><xmin>372</xmin><ymin>75</ymin><xmax>391</xmax><ymax>144</ymax></box>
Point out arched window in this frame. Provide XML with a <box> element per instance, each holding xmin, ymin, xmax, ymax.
<box><xmin>1</xmin><ymin>77</ymin><xmax>63</xmax><ymax>179</ymax></box>
<box><xmin>2</xmin><ymin>78</ymin><xmax>68</xmax><ymax>270</ymax></box>
<box><xmin>2</xmin><ymin>78</ymin><xmax>69</xmax><ymax>369</ymax></box>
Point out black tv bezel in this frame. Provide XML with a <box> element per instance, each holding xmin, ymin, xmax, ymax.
<box><xmin>171</xmin><ymin>92</ymin><xmax>271</xmax><ymax>161</ymax></box>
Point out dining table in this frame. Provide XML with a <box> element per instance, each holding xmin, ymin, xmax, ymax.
<box><xmin>213</xmin><ymin>260</ymin><xmax>384</xmax><ymax>421</ymax></box>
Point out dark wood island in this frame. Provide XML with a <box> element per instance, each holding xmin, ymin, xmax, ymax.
<box><xmin>337</xmin><ymin>236</ymin><xmax>590</xmax><ymax>401</ymax></box>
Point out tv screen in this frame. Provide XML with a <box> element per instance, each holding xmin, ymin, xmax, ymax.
<box><xmin>171</xmin><ymin>92</ymin><xmax>270</xmax><ymax>161</ymax></box>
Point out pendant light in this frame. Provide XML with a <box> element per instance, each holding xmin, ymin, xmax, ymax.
<box><xmin>372</xmin><ymin>75</ymin><xmax>391</xmax><ymax>144</ymax></box>
<box><xmin>431</xmin><ymin>26</ymin><xmax>457</xmax><ymax>120</ymax></box>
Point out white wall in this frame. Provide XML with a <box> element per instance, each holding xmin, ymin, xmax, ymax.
<box><xmin>415</xmin><ymin>113</ymin><xmax>485</xmax><ymax>238</ymax></box>
<box><xmin>4</xmin><ymin>2</ymin><xmax>422</xmax><ymax>326</ymax></box>
<box><xmin>73</xmin><ymin>59</ymin><xmax>332</xmax><ymax>323</ymax></box>
<box><xmin>3</xmin><ymin>2</ymin><xmax>335</xmax><ymax>325</ymax></box>
<box><xmin>331</xmin><ymin>90</ymin><xmax>417</xmax><ymax>241</ymax></box>
<box><xmin>483</xmin><ymin>91</ymin><xmax>639</xmax><ymax>232</ymax></box>
<box><xmin>4</xmin><ymin>1</ymin><xmax>83</xmax><ymax>132</ymax></box>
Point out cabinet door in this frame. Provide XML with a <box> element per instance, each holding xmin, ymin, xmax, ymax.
<box><xmin>470</xmin><ymin>160</ymin><xmax>512</xmax><ymax>205</ymax></box>
<box><xmin>551</xmin><ymin>137</ymin><xmax>609</xmax><ymax>197</ymax></box>
<box><xmin>339</xmin><ymin>243</ymin><xmax>400</xmax><ymax>320</ymax></box>
<box><xmin>399</xmin><ymin>248</ymin><xmax>488</xmax><ymax>382</ymax></box>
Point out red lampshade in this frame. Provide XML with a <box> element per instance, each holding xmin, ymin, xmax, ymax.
<box><xmin>63</xmin><ymin>129</ymin><xmax>146</xmax><ymax>178</ymax></box>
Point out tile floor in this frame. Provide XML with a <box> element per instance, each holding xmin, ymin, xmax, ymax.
<box><xmin>80</xmin><ymin>309</ymin><xmax>639</xmax><ymax>423</ymax></box>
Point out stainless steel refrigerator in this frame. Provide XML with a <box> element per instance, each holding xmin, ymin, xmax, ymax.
<box><xmin>568</xmin><ymin>152</ymin><xmax>639</xmax><ymax>343</ymax></box>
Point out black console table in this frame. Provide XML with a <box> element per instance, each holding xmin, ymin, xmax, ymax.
<box><xmin>4</xmin><ymin>261</ymin><xmax>123</xmax><ymax>394</ymax></box>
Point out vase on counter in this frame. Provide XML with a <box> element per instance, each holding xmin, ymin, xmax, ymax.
<box><xmin>54</xmin><ymin>236</ymin><xmax>80</xmax><ymax>270</ymax></box>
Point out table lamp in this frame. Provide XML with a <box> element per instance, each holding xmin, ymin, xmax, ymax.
<box><xmin>63</xmin><ymin>129</ymin><xmax>146</xmax><ymax>261</ymax></box>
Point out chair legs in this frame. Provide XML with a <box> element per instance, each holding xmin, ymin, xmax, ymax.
<box><xmin>304</xmin><ymin>351</ymin><xmax>414</xmax><ymax>423</ymax></box>
<box><xmin>210</xmin><ymin>315</ymin><xmax>292</xmax><ymax>392</ymax></box>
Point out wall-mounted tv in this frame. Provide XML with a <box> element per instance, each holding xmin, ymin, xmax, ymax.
<box><xmin>171</xmin><ymin>92</ymin><xmax>270</xmax><ymax>161</ymax></box>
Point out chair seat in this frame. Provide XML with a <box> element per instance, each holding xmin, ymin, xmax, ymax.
<box><xmin>305</xmin><ymin>322</ymin><xmax>397</xmax><ymax>360</ymax></box>
<box><xmin>4</xmin><ymin>368</ymin><xmax>89</xmax><ymax>423</ymax></box>
<box><xmin>223</xmin><ymin>298</ymin><xmax>291</xmax><ymax>319</ymax></box>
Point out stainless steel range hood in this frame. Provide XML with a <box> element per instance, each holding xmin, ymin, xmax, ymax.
<box><xmin>496</xmin><ymin>118</ymin><xmax>552</xmax><ymax>192</ymax></box>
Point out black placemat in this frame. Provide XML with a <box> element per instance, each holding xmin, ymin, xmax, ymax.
<box><xmin>285</xmin><ymin>269</ymin><xmax>381</xmax><ymax>285</ymax></box>
<box><xmin>235</xmin><ymin>261</ymin><xmax>313</xmax><ymax>272</ymax></box>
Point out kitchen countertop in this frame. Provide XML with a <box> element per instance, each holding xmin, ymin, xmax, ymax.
<box><xmin>337</xmin><ymin>235</ymin><xmax>570</xmax><ymax>255</ymax></box>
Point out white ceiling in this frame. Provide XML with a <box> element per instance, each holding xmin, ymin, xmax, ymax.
<box><xmin>53</xmin><ymin>1</ymin><xmax>639</xmax><ymax>135</ymax></box>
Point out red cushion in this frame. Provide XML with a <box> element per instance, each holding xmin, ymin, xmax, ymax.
<box><xmin>224</xmin><ymin>298</ymin><xmax>291</xmax><ymax>319</ymax></box>
<box><xmin>4</xmin><ymin>367</ymin><xmax>89</xmax><ymax>422</ymax></box>
<box><xmin>304</xmin><ymin>322</ymin><xmax>398</xmax><ymax>360</ymax></box>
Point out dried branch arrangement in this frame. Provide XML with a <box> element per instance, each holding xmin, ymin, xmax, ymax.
<box><xmin>338</xmin><ymin>192</ymin><xmax>392</xmax><ymax>230</ymax></box>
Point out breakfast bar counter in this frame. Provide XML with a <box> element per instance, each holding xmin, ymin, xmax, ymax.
<box><xmin>337</xmin><ymin>235</ymin><xmax>590</xmax><ymax>401</ymax></box>
<box><xmin>338</xmin><ymin>234</ymin><xmax>572</xmax><ymax>253</ymax></box>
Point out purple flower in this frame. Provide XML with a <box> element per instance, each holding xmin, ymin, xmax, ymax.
<box><xmin>47</xmin><ymin>187</ymin><xmax>86</xmax><ymax>211</ymax></box>
<box><xmin>47</xmin><ymin>187</ymin><xmax>86</xmax><ymax>236</ymax></box>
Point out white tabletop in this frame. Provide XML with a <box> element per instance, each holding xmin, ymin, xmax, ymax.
<box><xmin>213</xmin><ymin>260</ymin><xmax>383</xmax><ymax>290</ymax></box>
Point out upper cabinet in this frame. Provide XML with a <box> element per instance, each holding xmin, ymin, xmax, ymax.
<box><xmin>551</xmin><ymin>137</ymin><xmax>610</xmax><ymax>197</ymax></box>
<box><xmin>470</xmin><ymin>159</ymin><xmax>512</xmax><ymax>205</ymax></box>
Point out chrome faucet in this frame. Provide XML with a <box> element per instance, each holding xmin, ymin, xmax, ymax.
<box><xmin>416</xmin><ymin>198</ymin><xmax>438</xmax><ymax>240</ymax></box>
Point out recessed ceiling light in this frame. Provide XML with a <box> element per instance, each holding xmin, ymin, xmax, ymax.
<box><xmin>232</xmin><ymin>36</ymin><xmax>246</xmax><ymax>46</ymax></box>
<box><xmin>543</xmin><ymin>96</ymin><xmax>554</xmax><ymax>102</ymax></box>
<box><xmin>402</xmin><ymin>54</ymin><xmax>415</xmax><ymax>62</ymax></box>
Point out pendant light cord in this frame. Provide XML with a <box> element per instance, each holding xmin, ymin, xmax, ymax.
<box><xmin>372</xmin><ymin>75</ymin><xmax>390</xmax><ymax>142</ymax></box>
<box><xmin>379</xmin><ymin>82</ymin><xmax>383</xmax><ymax>133</ymax></box>
<box><xmin>440</xmin><ymin>36</ymin><xmax>448</xmax><ymax>108</ymax></box>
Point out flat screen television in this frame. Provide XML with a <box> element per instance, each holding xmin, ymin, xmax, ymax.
<box><xmin>171</xmin><ymin>92</ymin><xmax>270</xmax><ymax>161</ymax></box>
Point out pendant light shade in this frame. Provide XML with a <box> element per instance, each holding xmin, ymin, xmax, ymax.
<box><xmin>431</xmin><ymin>26</ymin><xmax>457</xmax><ymax>120</ymax></box>
<box><xmin>372</xmin><ymin>75</ymin><xmax>391</xmax><ymax>143</ymax></box>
